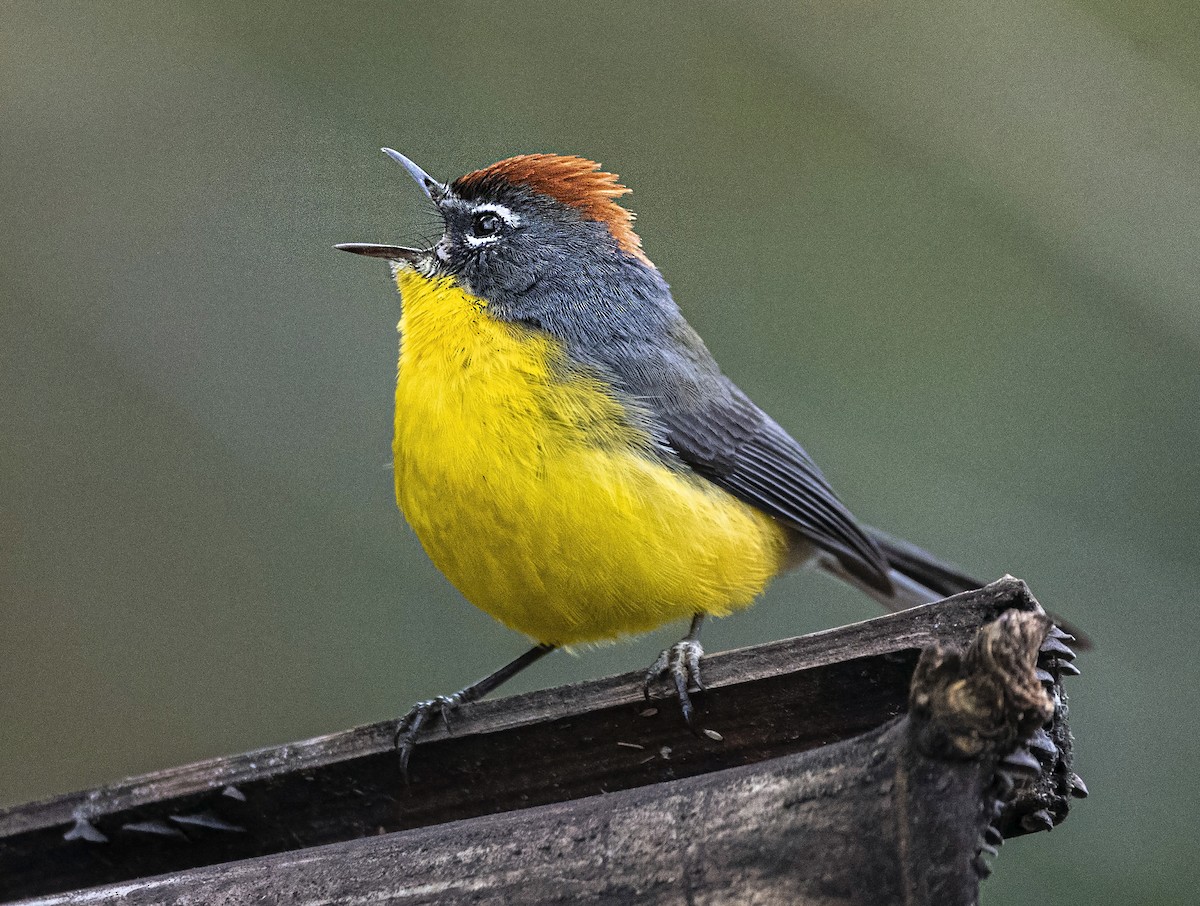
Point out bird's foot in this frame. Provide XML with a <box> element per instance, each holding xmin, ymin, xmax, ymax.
<box><xmin>644</xmin><ymin>638</ymin><xmax>705</xmax><ymax>727</ymax></box>
<box><xmin>393</xmin><ymin>692</ymin><xmax>463</xmax><ymax>781</ymax></box>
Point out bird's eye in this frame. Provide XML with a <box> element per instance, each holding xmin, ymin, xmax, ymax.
<box><xmin>471</xmin><ymin>212</ymin><xmax>503</xmax><ymax>238</ymax></box>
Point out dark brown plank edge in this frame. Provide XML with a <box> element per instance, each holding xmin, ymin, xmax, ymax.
<box><xmin>9</xmin><ymin>607</ymin><xmax>1081</xmax><ymax>906</ymax></box>
<box><xmin>0</xmin><ymin>577</ymin><xmax>1077</xmax><ymax>902</ymax></box>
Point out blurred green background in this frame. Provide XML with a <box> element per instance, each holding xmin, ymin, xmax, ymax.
<box><xmin>2</xmin><ymin>1</ymin><xmax>1197</xmax><ymax>901</ymax></box>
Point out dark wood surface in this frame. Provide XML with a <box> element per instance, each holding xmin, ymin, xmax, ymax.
<box><xmin>0</xmin><ymin>578</ymin><xmax>1069</xmax><ymax>902</ymax></box>
<box><xmin>12</xmin><ymin>720</ymin><xmax>988</xmax><ymax>905</ymax></box>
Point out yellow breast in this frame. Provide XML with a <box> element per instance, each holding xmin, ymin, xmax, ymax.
<box><xmin>392</xmin><ymin>269</ymin><xmax>788</xmax><ymax>646</ymax></box>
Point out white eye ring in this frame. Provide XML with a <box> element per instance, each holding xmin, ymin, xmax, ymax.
<box><xmin>465</xmin><ymin>203</ymin><xmax>520</xmax><ymax>246</ymax></box>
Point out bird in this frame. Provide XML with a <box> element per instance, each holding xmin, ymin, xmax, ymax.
<box><xmin>337</xmin><ymin>148</ymin><xmax>989</xmax><ymax>773</ymax></box>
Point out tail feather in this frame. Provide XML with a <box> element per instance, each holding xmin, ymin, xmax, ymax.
<box><xmin>823</xmin><ymin>525</ymin><xmax>1093</xmax><ymax>650</ymax></box>
<box><xmin>863</xmin><ymin>525</ymin><xmax>982</xmax><ymax>601</ymax></box>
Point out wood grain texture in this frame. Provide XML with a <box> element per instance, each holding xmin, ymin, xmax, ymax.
<box><xmin>15</xmin><ymin>719</ymin><xmax>989</xmax><ymax>906</ymax></box>
<box><xmin>0</xmin><ymin>577</ymin><xmax>1081</xmax><ymax>903</ymax></box>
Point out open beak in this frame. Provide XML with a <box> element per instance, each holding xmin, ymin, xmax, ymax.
<box><xmin>333</xmin><ymin>243</ymin><xmax>425</xmax><ymax>264</ymax></box>
<box><xmin>381</xmin><ymin>148</ymin><xmax>447</xmax><ymax>201</ymax></box>
<box><xmin>336</xmin><ymin>149</ymin><xmax>448</xmax><ymax>263</ymax></box>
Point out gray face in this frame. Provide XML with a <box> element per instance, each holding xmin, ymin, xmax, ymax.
<box><xmin>427</xmin><ymin>183</ymin><xmax>677</xmax><ymax>345</ymax></box>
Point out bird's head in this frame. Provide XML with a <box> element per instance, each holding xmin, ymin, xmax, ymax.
<box><xmin>338</xmin><ymin>150</ymin><xmax>667</xmax><ymax>332</ymax></box>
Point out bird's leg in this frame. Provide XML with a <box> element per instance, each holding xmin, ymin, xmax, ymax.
<box><xmin>394</xmin><ymin>643</ymin><xmax>555</xmax><ymax>780</ymax></box>
<box><xmin>644</xmin><ymin>613</ymin><xmax>706</xmax><ymax>727</ymax></box>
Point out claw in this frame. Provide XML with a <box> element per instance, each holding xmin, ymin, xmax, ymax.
<box><xmin>984</xmin><ymin>824</ymin><xmax>1004</xmax><ymax>846</ymax></box>
<box><xmin>394</xmin><ymin>694</ymin><xmax>465</xmax><ymax>778</ymax></box>
<box><xmin>978</xmin><ymin>842</ymin><xmax>999</xmax><ymax>858</ymax></box>
<box><xmin>671</xmin><ymin>659</ymin><xmax>692</xmax><ymax>722</ymax></box>
<box><xmin>394</xmin><ymin>700</ymin><xmax>435</xmax><ymax>781</ymax></box>
<box><xmin>387</xmin><ymin>645</ymin><xmax>555</xmax><ymax>782</ymax></box>
<box><xmin>644</xmin><ymin>639</ymin><xmax>705</xmax><ymax>728</ymax></box>
<box><xmin>643</xmin><ymin>650</ymin><xmax>669</xmax><ymax>701</ymax></box>
<box><xmin>1035</xmin><ymin>667</ymin><xmax>1056</xmax><ymax>685</ymax></box>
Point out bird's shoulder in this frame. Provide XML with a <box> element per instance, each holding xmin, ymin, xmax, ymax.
<box><xmin>579</xmin><ymin>312</ymin><xmax>892</xmax><ymax>593</ymax></box>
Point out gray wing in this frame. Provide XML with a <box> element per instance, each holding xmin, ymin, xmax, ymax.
<box><xmin>599</xmin><ymin>322</ymin><xmax>894</xmax><ymax>595</ymax></box>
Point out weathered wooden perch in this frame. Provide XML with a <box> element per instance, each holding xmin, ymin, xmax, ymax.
<box><xmin>0</xmin><ymin>577</ymin><xmax>1084</xmax><ymax>904</ymax></box>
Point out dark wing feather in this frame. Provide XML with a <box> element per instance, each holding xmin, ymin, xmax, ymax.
<box><xmin>664</xmin><ymin>388</ymin><xmax>893</xmax><ymax>594</ymax></box>
<box><xmin>595</xmin><ymin>322</ymin><xmax>892</xmax><ymax>595</ymax></box>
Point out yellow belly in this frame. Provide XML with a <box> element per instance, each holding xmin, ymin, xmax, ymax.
<box><xmin>392</xmin><ymin>270</ymin><xmax>788</xmax><ymax>646</ymax></box>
